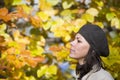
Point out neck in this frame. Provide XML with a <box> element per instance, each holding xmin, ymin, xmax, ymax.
<box><xmin>78</xmin><ymin>58</ymin><xmax>85</xmax><ymax>65</ymax></box>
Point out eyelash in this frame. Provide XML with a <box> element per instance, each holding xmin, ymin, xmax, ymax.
<box><xmin>77</xmin><ymin>40</ymin><xmax>81</xmax><ymax>43</ymax></box>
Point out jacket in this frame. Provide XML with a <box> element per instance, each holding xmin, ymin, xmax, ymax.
<box><xmin>81</xmin><ymin>67</ymin><xmax>114</xmax><ymax>80</ymax></box>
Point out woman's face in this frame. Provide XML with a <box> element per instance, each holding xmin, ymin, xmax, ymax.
<box><xmin>70</xmin><ymin>33</ymin><xmax>90</xmax><ymax>62</ymax></box>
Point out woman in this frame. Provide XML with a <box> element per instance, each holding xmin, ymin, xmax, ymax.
<box><xmin>70</xmin><ymin>24</ymin><xmax>114</xmax><ymax>80</ymax></box>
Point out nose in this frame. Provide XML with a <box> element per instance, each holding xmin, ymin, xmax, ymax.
<box><xmin>70</xmin><ymin>40</ymin><xmax>75</xmax><ymax>46</ymax></box>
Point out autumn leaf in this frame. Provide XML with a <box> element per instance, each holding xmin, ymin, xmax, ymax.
<box><xmin>39</xmin><ymin>0</ymin><xmax>52</xmax><ymax>10</ymax></box>
<box><xmin>0</xmin><ymin>8</ymin><xmax>12</xmax><ymax>22</ymax></box>
<box><xmin>50</xmin><ymin>45</ymin><xmax>69</xmax><ymax>61</ymax></box>
<box><xmin>30</xmin><ymin>16</ymin><xmax>43</xmax><ymax>27</ymax></box>
<box><xmin>47</xmin><ymin>0</ymin><xmax>59</xmax><ymax>6</ymax></box>
<box><xmin>81</xmin><ymin>13</ymin><xmax>94</xmax><ymax>23</ymax></box>
<box><xmin>37</xmin><ymin>65</ymin><xmax>48</xmax><ymax>78</ymax></box>
<box><xmin>0</xmin><ymin>36</ymin><xmax>5</xmax><ymax>43</ymax></box>
<box><xmin>111</xmin><ymin>17</ymin><xmax>120</xmax><ymax>29</ymax></box>
<box><xmin>62</xmin><ymin>1</ymin><xmax>74</xmax><ymax>9</ymax></box>
<box><xmin>86</xmin><ymin>8</ymin><xmax>99</xmax><ymax>16</ymax></box>
<box><xmin>49</xmin><ymin>45</ymin><xmax>62</xmax><ymax>52</ymax></box>
<box><xmin>32</xmin><ymin>56</ymin><xmax>45</xmax><ymax>63</ymax></box>
<box><xmin>21</xmin><ymin>50</ymin><xmax>45</xmax><ymax>68</ymax></box>
<box><xmin>37</xmin><ymin>11</ymin><xmax>49</xmax><ymax>22</ymax></box>
<box><xmin>94</xmin><ymin>22</ymin><xmax>104</xmax><ymax>28</ymax></box>
<box><xmin>45</xmin><ymin>65</ymin><xmax>57</xmax><ymax>77</ymax></box>
<box><xmin>72</xmin><ymin>19</ymin><xmax>86</xmax><ymax>32</ymax></box>
<box><xmin>106</xmin><ymin>12</ymin><xmax>116</xmax><ymax>21</ymax></box>
<box><xmin>12</xmin><ymin>0</ymin><xmax>23</xmax><ymax>5</ymax></box>
<box><xmin>37</xmin><ymin>65</ymin><xmax>57</xmax><ymax>78</ymax></box>
<box><xmin>12</xmin><ymin>6</ymin><xmax>28</xmax><ymax>20</ymax></box>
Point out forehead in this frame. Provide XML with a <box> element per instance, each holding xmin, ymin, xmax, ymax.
<box><xmin>75</xmin><ymin>33</ymin><xmax>83</xmax><ymax>38</ymax></box>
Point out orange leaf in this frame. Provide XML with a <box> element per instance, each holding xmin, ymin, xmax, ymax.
<box><xmin>0</xmin><ymin>7</ymin><xmax>8</xmax><ymax>16</ymax></box>
<box><xmin>15</xmin><ymin>6</ymin><xmax>28</xmax><ymax>18</ymax></box>
<box><xmin>49</xmin><ymin>45</ymin><xmax>63</xmax><ymax>52</ymax></box>
<box><xmin>33</xmin><ymin>56</ymin><xmax>45</xmax><ymax>63</ymax></box>
<box><xmin>14</xmin><ymin>59</ymin><xmax>25</xmax><ymax>69</ymax></box>
<box><xmin>24</xmin><ymin>58</ymin><xmax>37</xmax><ymax>68</ymax></box>
<box><xmin>6</xmin><ymin>47</ymin><xmax>16</xmax><ymax>55</ymax></box>
<box><xmin>20</xmin><ymin>50</ymin><xmax>31</xmax><ymax>56</ymax></box>
<box><xmin>30</xmin><ymin>16</ymin><xmax>42</xmax><ymax>27</ymax></box>
<box><xmin>0</xmin><ymin>36</ymin><xmax>5</xmax><ymax>43</ymax></box>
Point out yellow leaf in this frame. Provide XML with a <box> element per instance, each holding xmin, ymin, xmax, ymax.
<box><xmin>37</xmin><ymin>65</ymin><xmax>48</xmax><ymax>78</ymax></box>
<box><xmin>43</xmin><ymin>21</ymin><xmax>52</xmax><ymax>30</ymax></box>
<box><xmin>12</xmin><ymin>0</ymin><xmax>23</xmax><ymax>5</ymax></box>
<box><xmin>106</xmin><ymin>12</ymin><xmax>116</xmax><ymax>21</ymax></box>
<box><xmin>63</xmin><ymin>34</ymin><xmax>71</xmax><ymax>42</ymax></box>
<box><xmin>94</xmin><ymin>22</ymin><xmax>104</xmax><ymax>28</ymax></box>
<box><xmin>44</xmin><ymin>9</ymin><xmax>58</xmax><ymax>16</ymax></box>
<box><xmin>73</xmin><ymin>19</ymin><xmax>87</xmax><ymax>32</ymax></box>
<box><xmin>39</xmin><ymin>0</ymin><xmax>52</xmax><ymax>10</ymax></box>
<box><xmin>0</xmin><ymin>24</ymin><xmax>6</xmax><ymax>33</ymax></box>
<box><xmin>47</xmin><ymin>65</ymin><xmax>57</xmax><ymax>75</ymax></box>
<box><xmin>111</xmin><ymin>17</ymin><xmax>120</xmax><ymax>29</ymax></box>
<box><xmin>37</xmin><ymin>12</ymin><xmax>49</xmax><ymax>22</ymax></box>
<box><xmin>62</xmin><ymin>1</ymin><xmax>74</xmax><ymax>9</ymax></box>
<box><xmin>81</xmin><ymin>13</ymin><xmax>94</xmax><ymax>23</ymax></box>
<box><xmin>95</xmin><ymin>1</ymin><xmax>104</xmax><ymax>7</ymax></box>
<box><xmin>31</xmin><ymin>46</ymin><xmax>44</xmax><ymax>56</ymax></box>
<box><xmin>37</xmin><ymin>36</ymin><xmax>46</xmax><ymax>46</ymax></box>
<box><xmin>86</xmin><ymin>8</ymin><xmax>99</xmax><ymax>16</ymax></box>
<box><xmin>67</xmin><ymin>56</ymin><xmax>77</xmax><ymax>64</ymax></box>
<box><xmin>29</xmin><ymin>76</ymin><xmax>36</xmax><ymax>80</ymax></box>
<box><xmin>65</xmin><ymin>42</ymin><xmax>71</xmax><ymax>49</ymax></box>
<box><xmin>46</xmin><ymin>0</ymin><xmax>59</xmax><ymax>6</ymax></box>
<box><xmin>69</xmin><ymin>64</ymin><xmax>76</xmax><ymax>70</ymax></box>
<box><xmin>21</xmin><ymin>5</ymin><xmax>32</xmax><ymax>14</ymax></box>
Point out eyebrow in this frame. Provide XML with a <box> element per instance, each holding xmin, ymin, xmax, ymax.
<box><xmin>75</xmin><ymin>36</ymin><xmax>81</xmax><ymax>39</ymax></box>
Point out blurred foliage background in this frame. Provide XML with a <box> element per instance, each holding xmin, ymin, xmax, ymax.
<box><xmin>0</xmin><ymin>0</ymin><xmax>120</xmax><ymax>80</ymax></box>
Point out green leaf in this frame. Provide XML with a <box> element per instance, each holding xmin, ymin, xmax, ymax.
<box><xmin>31</xmin><ymin>46</ymin><xmax>44</xmax><ymax>56</ymax></box>
<box><xmin>0</xmin><ymin>24</ymin><xmax>6</xmax><ymax>31</ymax></box>
<box><xmin>30</xmin><ymin>28</ymin><xmax>41</xmax><ymax>35</ymax></box>
<box><xmin>62</xmin><ymin>1</ymin><xmax>74</xmax><ymax>9</ymax></box>
<box><xmin>106</xmin><ymin>13</ymin><xmax>116</xmax><ymax>21</ymax></box>
<box><xmin>81</xmin><ymin>13</ymin><xmax>94</xmax><ymax>23</ymax></box>
<box><xmin>37</xmin><ymin>65</ymin><xmax>48</xmax><ymax>78</ymax></box>
<box><xmin>0</xmin><ymin>24</ymin><xmax>11</xmax><ymax>40</ymax></box>
<box><xmin>47</xmin><ymin>0</ymin><xmax>59</xmax><ymax>6</ymax></box>
<box><xmin>60</xmin><ymin>10</ymin><xmax>71</xmax><ymax>16</ymax></box>
<box><xmin>12</xmin><ymin>0</ymin><xmax>23</xmax><ymax>5</ymax></box>
<box><xmin>29</xmin><ymin>76</ymin><xmax>36</xmax><ymax>80</ymax></box>
<box><xmin>95</xmin><ymin>1</ymin><xmax>104</xmax><ymax>7</ymax></box>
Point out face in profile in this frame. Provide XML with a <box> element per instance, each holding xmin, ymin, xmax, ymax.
<box><xmin>70</xmin><ymin>33</ymin><xmax>90</xmax><ymax>62</ymax></box>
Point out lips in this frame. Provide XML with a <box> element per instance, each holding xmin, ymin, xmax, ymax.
<box><xmin>70</xmin><ymin>49</ymin><xmax>75</xmax><ymax>53</ymax></box>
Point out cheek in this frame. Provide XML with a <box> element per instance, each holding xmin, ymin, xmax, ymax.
<box><xmin>76</xmin><ymin>44</ymin><xmax>89</xmax><ymax>58</ymax></box>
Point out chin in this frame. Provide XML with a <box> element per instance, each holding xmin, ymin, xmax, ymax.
<box><xmin>69</xmin><ymin>53</ymin><xmax>77</xmax><ymax>59</ymax></box>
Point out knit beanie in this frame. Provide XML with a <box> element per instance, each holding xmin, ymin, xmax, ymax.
<box><xmin>77</xmin><ymin>24</ymin><xmax>109</xmax><ymax>57</ymax></box>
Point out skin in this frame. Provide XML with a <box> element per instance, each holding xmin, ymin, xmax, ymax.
<box><xmin>70</xmin><ymin>33</ymin><xmax>90</xmax><ymax>65</ymax></box>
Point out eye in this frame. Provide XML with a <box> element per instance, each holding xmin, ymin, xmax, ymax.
<box><xmin>77</xmin><ymin>40</ymin><xmax>81</xmax><ymax>43</ymax></box>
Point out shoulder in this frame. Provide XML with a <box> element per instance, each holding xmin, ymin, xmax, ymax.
<box><xmin>88</xmin><ymin>68</ymin><xmax>114</xmax><ymax>80</ymax></box>
<box><xmin>82</xmin><ymin>68</ymin><xmax>114</xmax><ymax>80</ymax></box>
